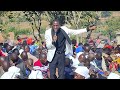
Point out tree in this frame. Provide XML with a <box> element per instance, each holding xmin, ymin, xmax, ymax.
<box><xmin>101</xmin><ymin>11</ymin><xmax>112</xmax><ymax>18</ymax></box>
<box><xmin>44</xmin><ymin>11</ymin><xmax>66</xmax><ymax>25</ymax></box>
<box><xmin>64</xmin><ymin>11</ymin><xmax>99</xmax><ymax>43</ymax></box>
<box><xmin>44</xmin><ymin>11</ymin><xmax>100</xmax><ymax>43</ymax></box>
<box><xmin>23</xmin><ymin>11</ymin><xmax>44</xmax><ymax>42</ymax></box>
<box><xmin>105</xmin><ymin>17</ymin><xmax>120</xmax><ymax>40</ymax></box>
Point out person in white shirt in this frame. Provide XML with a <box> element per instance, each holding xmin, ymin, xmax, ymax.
<box><xmin>45</xmin><ymin>19</ymin><xmax>96</xmax><ymax>79</ymax></box>
<box><xmin>0</xmin><ymin>66</ymin><xmax>20</xmax><ymax>79</ymax></box>
<box><xmin>28</xmin><ymin>66</ymin><xmax>44</xmax><ymax>79</ymax></box>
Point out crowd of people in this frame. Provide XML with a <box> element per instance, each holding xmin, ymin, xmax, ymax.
<box><xmin>0</xmin><ymin>37</ymin><xmax>49</xmax><ymax>79</ymax></box>
<box><xmin>0</xmin><ymin>19</ymin><xmax>120</xmax><ymax>79</ymax></box>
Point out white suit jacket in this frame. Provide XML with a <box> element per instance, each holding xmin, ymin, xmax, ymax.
<box><xmin>45</xmin><ymin>26</ymin><xmax>88</xmax><ymax>62</ymax></box>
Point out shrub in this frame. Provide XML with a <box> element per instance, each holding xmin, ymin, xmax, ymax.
<box><xmin>3</xmin><ymin>26</ymin><xmax>31</xmax><ymax>38</ymax></box>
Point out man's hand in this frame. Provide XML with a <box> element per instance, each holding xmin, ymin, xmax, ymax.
<box><xmin>53</xmin><ymin>35</ymin><xmax>57</xmax><ymax>42</ymax></box>
<box><xmin>88</xmin><ymin>25</ymin><xmax>97</xmax><ymax>31</ymax></box>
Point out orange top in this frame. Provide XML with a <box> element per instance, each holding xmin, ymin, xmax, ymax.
<box><xmin>27</xmin><ymin>38</ymin><xmax>33</xmax><ymax>45</ymax></box>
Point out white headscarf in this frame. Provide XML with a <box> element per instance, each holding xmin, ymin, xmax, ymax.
<box><xmin>75</xmin><ymin>66</ymin><xmax>90</xmax><ymax>79</ymax></box>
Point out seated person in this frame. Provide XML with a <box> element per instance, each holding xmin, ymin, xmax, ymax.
<box><xmin>34</xmin><ymin>53</ymin><xmax>49</xmax><ymax>78</ymax></box>
<box><xmin>64</xmin><ymin>58</ymin><xmax>74</xmax><ymax>79</ymax></box>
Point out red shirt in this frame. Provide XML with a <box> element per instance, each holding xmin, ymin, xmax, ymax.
<box><xmin>34</xmin><ymin>60</ymin><xmax>49</xmax><ymax>78</ymax></box>
<box><xmin>27</xmin><ymin>38</ymin><xmax>33</xmax><ymax>45</ymax></box>
<box><xmin>104</xmin><ymin>45</ymin><xmax>112</xmax><ymax>49</ymax></box>
<box><xmin>34</xmin><ymin>59</ymin><xmax>42</xmax><ymax>67</ymax></box>
<box><xmin>0</xmin><ymin>50</ymin><xmax>5</xmax><ymax>57</ymax></box>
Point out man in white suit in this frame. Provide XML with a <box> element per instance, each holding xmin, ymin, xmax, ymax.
<box><xmin>45</xmin><ymin>19</ymin><xmax>96</xmax><ymax>79</ymax></box>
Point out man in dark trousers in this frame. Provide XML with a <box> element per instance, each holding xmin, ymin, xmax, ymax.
<box><xmin>45</xmin><ymin>19</ymin><xmax>96</xmax><ymax>79</ymax></box>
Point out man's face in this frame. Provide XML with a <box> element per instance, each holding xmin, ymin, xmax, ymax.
<box><xmin>84</xmin><ymin>46</ymin><xmax>90</xmax><ymax>52</ymax></box>
<box><xmin>25</xmin><ymin>47</ymin><xmax>30</xmax><ymax>52</ymax></box>
<box><xmin>78</xmin><ymin>54</ymin><xmax>85</xmax><ymax>62</ymax></box>
<box><xmin>74</xmin><ymin>73</ymin><xmax>85</xmax><ymax>79</ymax></box>
<box><xmin>88</xmin><ymin>54</ymin><xmax>95</xmax><ymax>61</ymax></box>
<box><xmin>11</xmin><ymin>54</ymin><xmax>18</xmax><ymax>63</ymax></box>
<box><xmin>41</xmin><ymin>57</ymin><xmax>47</xmax><ymax>64</ymax></box>
<box><xmin>6</xmin><ymin>45</ymin><xmax>12</xmax><ymax>53</ymax></box>
<box><xmin>52</xmin><ymin>21</ymin><xmax>60</xmax><ymax>32</ymax></box>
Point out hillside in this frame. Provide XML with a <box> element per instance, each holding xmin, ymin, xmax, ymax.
<box><xmin>0</xmin><ymin>11</ymin><xmax>119</xmax><ymax>43</ymax></box>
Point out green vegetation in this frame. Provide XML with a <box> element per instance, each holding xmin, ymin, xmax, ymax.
<box><xmin>0</xmin><ymin>11</ymin><xmax>119</xmax><ymax>42</ymax></box>
<box><xmin>101</xmin><ymin>11</ymin><xmax>112</xmax><ymax>18</ymax></box>
<box><xmin>3</xmin><ymin>26</ymin><xmax>31</xmax><ymax>38</ymax></box>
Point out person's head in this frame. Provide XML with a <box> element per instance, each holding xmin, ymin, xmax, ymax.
<box><xmin>10</xmin><ymin>53</ymin><xmax>19</xmax><ymax>63</ymax></box>
<box><xmin>78</xmin><ymin>43</ymin><xmax>83</xmax><ymax>46</ymax></box>
<box><xmin>42</xmin><ymin>41</ymin><xmax>46</xmax><ymax>46</ymax></box>
<box><xmin>24</xmin><ymin>45</ymin><xmax>30</xmax><ymax>52</ymax></box>
<box><xmin>25</xmin><ymin>58</ymin><xmax>33</xmax><ymax>70</ymax></box>
<box><xmin>3</xmin><ymin>43</ymin><xmax>9</xmax><ymax>49</ymax></box>
<box><xmin>1</xmin><ymin>60</ymin><xmax>10</xmax><ymax>72</ymax></box>
<box><xmin>6</xmin><ymin>45</ymin><xmax>12</xmax><ymax>53</ymax></box>
<box><xmin>30</xmin><ymin>39</ymin><xmax>35</xmax><ymax>45</ymax></box>
<box><xmin>23</xmin><ymin>40</ymin><xmax>27</xmax><ymax>46</ymax></box>
<box><xmin>72</xmin><ymin>39</ymin><xmax>77</xmax><ymax>46</ymax></box>
<box><xmin>103</xmin><ymin>48</ymin><xmax>112</xmax><ymax>55</ymax></box>
<box><xmin>52</xmin><ymin>19</ymin><xmax>61</xmax><ymax>32</ymax></box>
<box><xmin>83</xmin><ymin>44</ymin><xmax>91</xmax><ymax>53</ymax></box>
<box><xmin>39</xmin><ymin>53</ymin><xmax>47</xmax><ymax>64</ymax></box>
<box><xmin>17</xmin><ymin>36</ymin><xmax>21</xmax><ymax>40</ymax></box>
<box><xmin>65</xmin><ymin>58</ymin><xmax>71</xmax><ymax>67</ymax></box>
<box><xmin>74</xmin><ymin>66</ymin><xmax>90</xmax><ymax>79</ymax></box>
<box><xmin>114</xmin><ymin>47</ymin><xmax>120</xmax><ymax>54</ymax></box>
<box><xmin>20</xmin><ymin>51</ymin><xmax>28</xmax><ymax>61</ymax></box>
<box><xmin>12</xmin><ymin>49</ymin><xmax>20</xmax><ymax>56</ymax></box>
<box><xmin>84</xmin><ymin>59</ymin><xmax>90</xmax><ymax>68</ymax></box>
<box><xmin>38</xmin><ymin>46</ymin><xmax>43</xmax><ymax>54</ymax></box>
<box><xmin>95</xmin><ymin>52</ymin><xmax>102</xmax><ymax>60</ymax></box>
<box><xmin>97</xmin><ymin>36</ymin><xmax>100</xmax><ymax>39</ymax></box>
<box><xmin>88</xmin><ymin>53</ymin><xmax>95</xmax><ymax>61</ymax></box>
<box><xmin>105</xmin><ymin>56</ymin><xmax>113</xmax><ymax>63</ymax></box>
<box><xmin>0</xmin><ymin>43</ymin><xmax>3</xmax><ymax>50</ymax></box>
<box><xmin>78</xmin><ymin>54</ymin><xmax>86</xmax><ymax>63</ymax></box>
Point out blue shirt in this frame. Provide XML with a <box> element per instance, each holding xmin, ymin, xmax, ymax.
<box><xmin>75</xmin><ymin>46</ymin><xmax>83</xmax><ymax>53</ymax></box>
<box><xmin>29</xmin><ymin>45</ymin><xmax>37</xmax><ymax>55</ymax></box>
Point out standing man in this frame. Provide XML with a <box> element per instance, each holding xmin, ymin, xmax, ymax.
<box><xmin>45</xmin><ymin>19</ymin><xmax>96</xmax><ymax>79</ymax></box>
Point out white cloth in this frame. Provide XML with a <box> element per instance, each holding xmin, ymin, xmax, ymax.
<box><xmin>0</xmin><ymin>66</ymin><xmax>20</xmax><ymax>79</ymax></box>
<box><xmin>19</xmin><ymin>49</ymin><xmax>24</xmax><ymax>55</ymax></box>
<box><xmin>33</xmin><ymin>66</ymin><xmax>41</xmax><ymax>70</ymax></box>
<box><xmin>97</xmin><ymin>43</ymin><xmax>105</xmax><ymax>48</ymax></box>
<box><xmin>28</xmin><ymin>70</ymin><xmax>44</xmax><ymax>79</ymax></box>
<box><xmin>33</xmin><ymin>66</ymin><xmax>48</xmax><ymax>72</ymax></box>
<box><xmin>45</xmin><ymin>26</ymin><xmax>87</xmax><ymax>62</ymax></box>
<box><xmin>68</xmin><ymin>55</ymin><xmax>79</xmax><ymax>68</ymax></box>
<box><xmin>76</xmin><ymin>52</ymin><xmax>83</xmax><ymax>59</ymax></box>
<box><xmin>75</xmin><ymin>66</ymin><xmax>90</xmax><ymax>79</ymax></box>
<box><xmin>107</xmin><ymin>72</ymin><xmax>120</xmax><ymax>79</ymax></box>
<box><xmin>116</xmin><ymin>54</ymin><xmax>120</xmax><ymax>57</ymax></box>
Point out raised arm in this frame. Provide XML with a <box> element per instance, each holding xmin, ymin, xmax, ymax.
<box><xmin>61</xmin><ymin>25</ymin><xmax>96</xmax><ymax>35</ymax></box>
<box><xmin>61</xmin><ymin>26</ymin><xmax>88</xmax><ymax>35</ymax></box>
